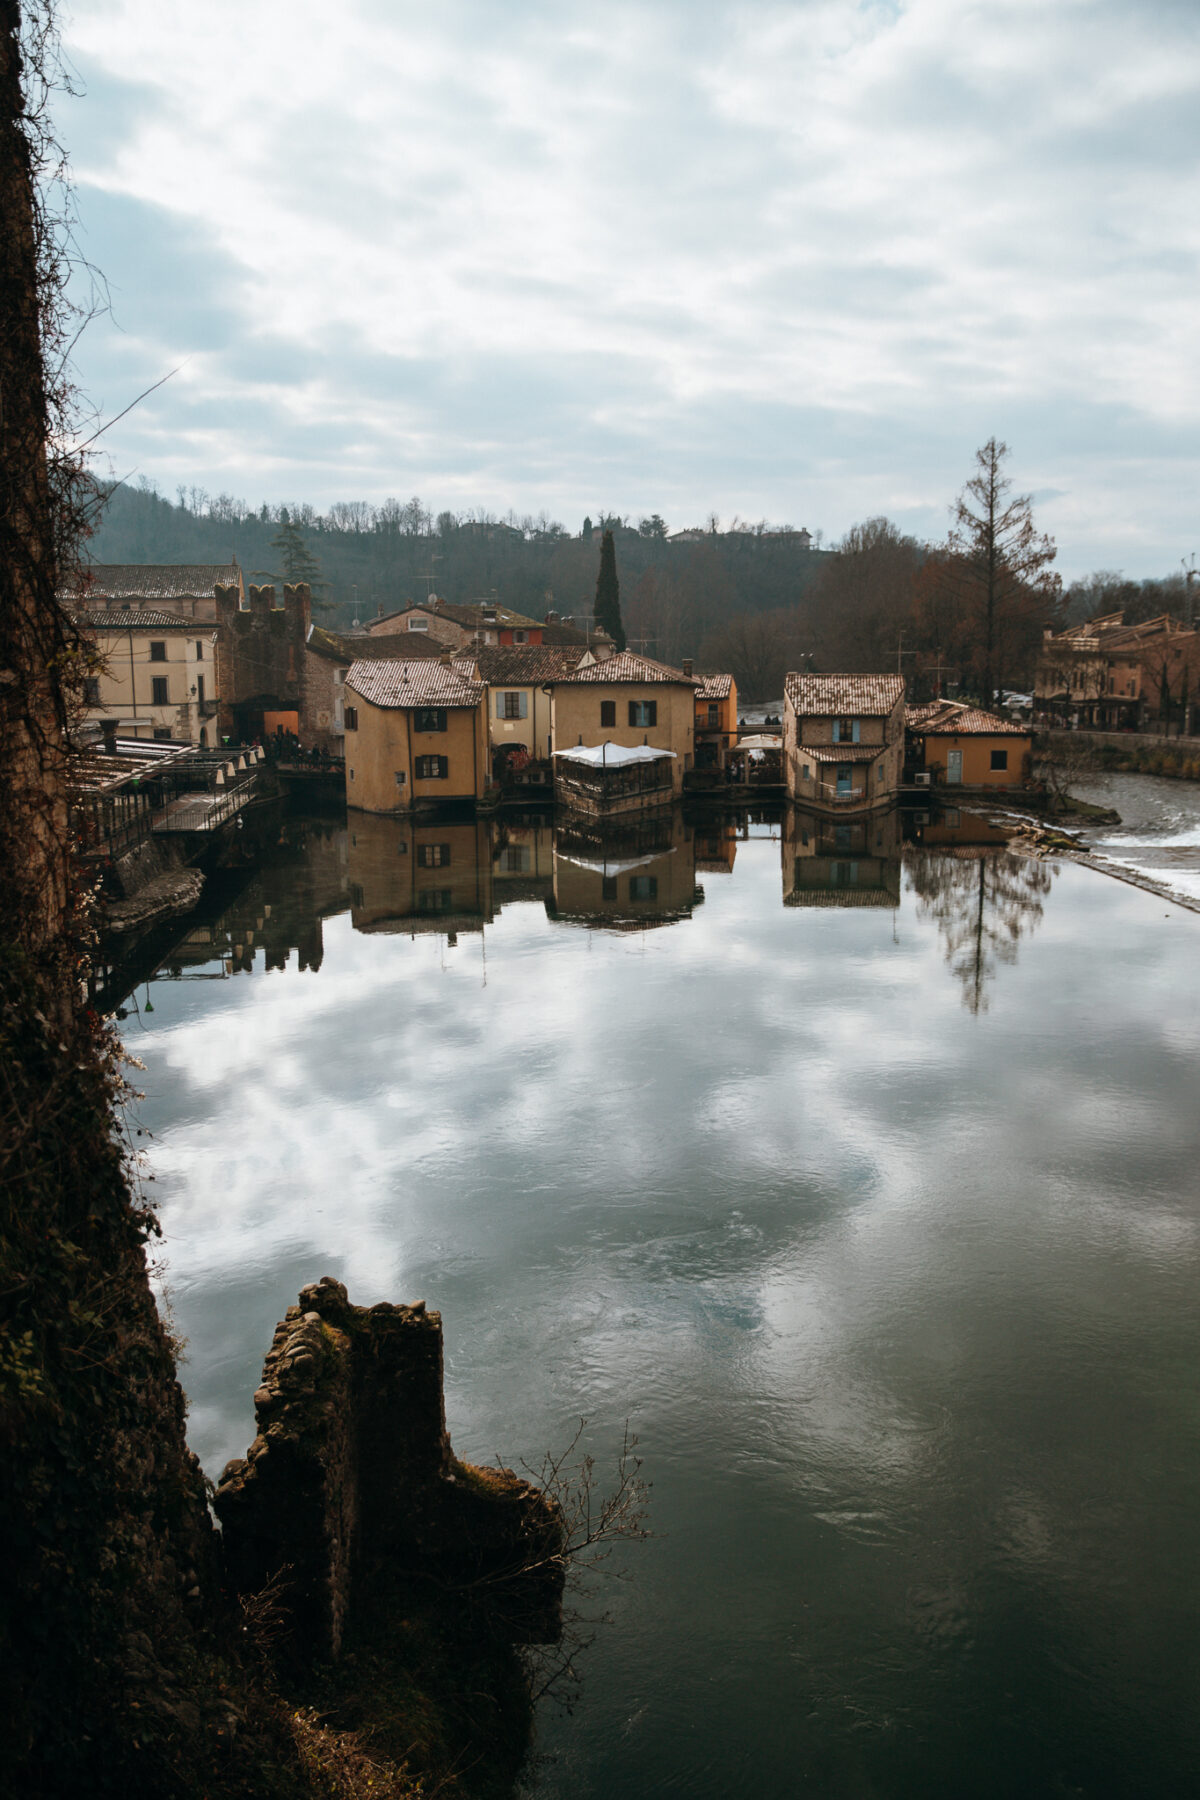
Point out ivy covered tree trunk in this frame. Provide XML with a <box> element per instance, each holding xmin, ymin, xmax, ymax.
<box><xmin>0</xmin><ymin>0</ymin><xmax>70</xmax><ymax>981</ymax></box>
<box><xmin>594</xmin><ymin>527</ymin><xmax>626</xmax><ymax>651</ymax></box>
<box><xmin>1</xmin><ymin>12</ymin><xmax>219</xmax><ymax>1794</ymax></box>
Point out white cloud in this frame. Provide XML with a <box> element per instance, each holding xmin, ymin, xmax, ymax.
<box><xmin>60</xmin><ymin>0</ymin><xmax>1200</xmax><ymax>570</ymax></box>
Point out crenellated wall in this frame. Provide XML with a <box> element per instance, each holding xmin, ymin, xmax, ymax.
<box><xmin>215</xmin><ymin>581</ymin><xmax>312</xmax><ymax>741</ymax></box>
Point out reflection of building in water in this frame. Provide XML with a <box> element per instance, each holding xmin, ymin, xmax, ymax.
<box><xmin>905</xmin><ymin>838</ymin><xmax>1053</xmax><ymax>1013</ymax></box>
<box><xmin>693</xmin><ymin>821</ymin><xmax>738</xmax><ymax>874</ymax></box>
<box><xmin>95</xmin><ymin>822</ymin><xmax>351</xmax><ymax>1008</ymax></box>
<box><xmin>547</xmin><ymin>809</ymin><xmax>703</xmax><ymax>930</ymax></box>
<box><xmin>489</xmin><ymin>815</ymin><xmax>555</xmax><ymax>906</ymax></box>
<box><xmin>347</xmin><ymin>812</ymin><xmax>495</xmax><ymax>936</ymax></box>
<box><xmin>782</xmin><ymin>806</ymin><xmax>901</xmax><ymax>907</ymax></box>
<box><xmin>905</xmin><ymin>803</ymin><xmax>1012</xmax><ymax>850</ymax></box>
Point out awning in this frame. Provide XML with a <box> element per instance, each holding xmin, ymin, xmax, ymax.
<box><xmin>552</xmin><ymin>742</ymin><xmax>676</xmax><ymax>767</ymax></box>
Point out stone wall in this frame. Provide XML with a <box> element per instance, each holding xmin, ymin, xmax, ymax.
<box><xmin>215</xmin><ymin>582</ymin><xmax>311</xmax><ymax>740</ymax></box>
<box><xmin>215</xmin><ymin>1278</ymin><xmax>564</xmax><ymax>1662</ymax></box>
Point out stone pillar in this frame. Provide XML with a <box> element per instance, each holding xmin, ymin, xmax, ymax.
<box><xmin>214</xmin><ymin>1279</ymin><xmax>564</xmax><ymax>1662</ymax></box>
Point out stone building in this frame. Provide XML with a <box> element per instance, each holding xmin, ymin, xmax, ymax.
<box><xmin>783</xmin><ymin>673</ymin><xmax>905</xmax><ymax>812</ymax></box>
<box><xmin>60</xmin><ymin>561</ymin><xmax>243</xmax><ymax>622</ymax></box>
<box><xmin>213</xmin><ymin>580</ymin><xmax>312</xmax><ymax>743</ymax></box>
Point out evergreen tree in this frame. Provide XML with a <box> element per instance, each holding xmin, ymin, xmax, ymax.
<box><xmin>270</xmin><ymin>506</ymin><xmax>324</xmax><ymax>588</ymax></box>
<box><xmin>594</xmin><ymin>528</ymin><xmax>626</xmax><ymax>650</ymax></box>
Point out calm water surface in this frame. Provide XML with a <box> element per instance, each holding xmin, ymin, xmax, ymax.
<box><xmin>125</xmin><ymin>799</ymin><xmax>1200</xmax><ymax>1799</ymax></box>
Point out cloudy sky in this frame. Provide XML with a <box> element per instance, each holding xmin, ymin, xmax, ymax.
<box><xmin>57</xmin><ymin>0</ymin><xmax>1200</xmax><ymax>576</ymax></box>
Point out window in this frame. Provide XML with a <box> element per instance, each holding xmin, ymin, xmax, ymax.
<box><xmin>408</xmin><ymin>617</ymin><xmax>428</xmax><ymax>631</ymax></box>
<box><xmin>153</xmin><ymin>727</ymin><xmax>173</xmax><ymax>741</ymax></box>
<box><xmin>152</xmin><ymin>677</ymin><xmax>169</xmax><ymax>705</ymax></box>
<box><xmin>394</xmin><ymin>770</ymin><xmax>406</xmax><ymax>788</ymax></box>
<box><xmin>513</xmin><ymin>630</ymin><xmax>528</xmax><ymax>643</ymax></box>
<box><xmin>196</xmin><ymin>675</ymin><xmax>205</xmax><ymax>705</ymax></box>
<box><xmin>334</xmin><ymin>668</ymin><xmax>346</xmax><ymax>685</ymax></box>
<box><xmin>500</xmin><ymin>691</ymin><xmax>527</xmax><ymax>720</ymax></box>
<box><xmin>344</xmin><ymin>706</ymin><xmax>358</xmax><ymax>731</ymax></box>
<box><xmin>498</xmin><ymin>844</ymin><xmax>531</xmax><ymax>872</ymax></box>
<box><xmin>417</xmin><ymin>888</ymin><xmax>453</xmax><ymax>912</ymax></box>
<box><xmin>832</xmin><ymin>717</ymin><xmax>860</xmax><ymax>744</ymax></box>
<box><xmin>801</xmin><ymin>763</ymin><xmax>810</xmax><ymax>780</ymax></box>
<box><xmin>396</xmin><ymin>840</ymin><xmax>408</xmax><ymax>854</ymax></box>
<box><xmin>707</xmin><ymin>704</ymin><xmax>719</xmax><ymax>727</ymax></box>
<box><xmin>629</xmin><ymin>875</ymin><xmax>658</xmax><ymax>900</ymax></box>
<box><xmin>83</xmin><ymin>676</ymin><xmax>101</xmax><ymax>705</ymax></box>
<box><xmin>417</xmin><ymin>843</ymin><xmax>451</xmax><ymax>868</ymax></box>
<box><xmin>990</xmin><ymin>749</ymin><xmax>1009</xmax><ymax>771</ymax></box>
<box><xmin>600</xmin><ymin>700</ymin><xmax>616</xmax><ymax>728</ymax></box>
<box><xmin>349</xmin><ymin>768</ymin><xmax>355</xmax><ymax>781</ymax></box>
<box><xmin>195</xmin><ymin>640</ymin><xmax>205</xmax><ymax>660</ymax></box>
<box><xmin>414</xmin><ymin>707</ymin><xmax>447</xmax><ymax>733</ymax></box>
<box><xmin>629</xmin><ymin>700</ymin><xmax>657</xmax><ymax>727</ymax></box>
<box><xmin>149</xmin><ymin>640</ymin><xmax>167</xmax><ymax>662</ymax></box>
<box><xmin>414</xmin><ymin>754</ymin><xmax>449</xmax><ymax>780</ymax></box>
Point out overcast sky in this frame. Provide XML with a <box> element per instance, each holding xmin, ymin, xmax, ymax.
<box><xmin>58</xmin><ymin>0</ymin><xmax>1200</xmax><ymax>578</ymax></box>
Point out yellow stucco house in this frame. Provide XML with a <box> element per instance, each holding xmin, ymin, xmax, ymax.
<box><xmin>70</xmin><ymin>609</ymin><xmax>219</xmax><ymax>746</ymax></box>
<box><xmin>342</xmin><ymin>658</ymin><xmax>488</xmax><ymax>814</ymax></box>
<box><xmin>693</xmin><ymin>670</ymin><xmax>738</xmax><ymax>769</ymax></box>
<box><xmin>544</xmin><ymin>651</ymin><xmax>700</xmax><ymax>813</ymax></box>
<box><xmin>450</xmin><ymin>644</ymin><xmax>585</xmax><ymax>775</ymax></box>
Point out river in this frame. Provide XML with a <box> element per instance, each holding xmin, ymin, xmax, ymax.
<box><xmin>121</xmin><ymin>790</ymin><xmax>1200</xmax><ymax>1798</ymax></box>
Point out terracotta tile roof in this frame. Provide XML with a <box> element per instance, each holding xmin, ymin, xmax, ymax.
<box><xmin>70</xmin><ymin>608</ymin><xmax>208</xmax><ymax>631</ymax></box>
<box><xmin>345</xmin><ymin>659</ymin><xmax>485</xmax><ymax>709</ymax></box>
<box><xmin>556</xmin><ymin>650</ymin><xmax>700</xmax><ymax>685</ymax></box>
<box><xmin>696</xmin><ymin>673</ymin><xmax>733</xmax><ymax>700</ymax></box>
<box><xmin>785</xmin><ymin>673</ymin><xmax>904</xmax><ymax>715</ymax></box>
<box><xmin>802</xmin><ymin>743</ymin><xmax>886</xmax><ymax>764</ymax></box>
<box><xmin>307</xmin><ymin>624</ymin><xmax>445</xmax><ymax>662</ymax></box>
<box><xmin>452</xmin><ymin>646</ymin><xmax>586</xmax><ymax>683</ymax></box>
<box><xmin>906</xmin><ymin>701</ymin><xmax>1030</xmax><ymax>736</ymax></box>
<box><xmin>61</xmin><ymin>563</ymin><xmax>240</xmax><ymax>600</ymax></box>
<box><xmin>371</xmin><ymin>600</ymin><xmax>544</xmax><ymax>633</ymax></box>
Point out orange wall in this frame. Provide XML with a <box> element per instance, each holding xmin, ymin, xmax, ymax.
<box><xmin>923</xmin><ymin>733</ymin><xmax>1032</xmax><ymax>787</ymax></box>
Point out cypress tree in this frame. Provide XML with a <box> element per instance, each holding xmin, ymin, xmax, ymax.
<box><xmin>594</xmin><ymin>528</ymin><xmax>626</xmax><ymax>650</ymax></box>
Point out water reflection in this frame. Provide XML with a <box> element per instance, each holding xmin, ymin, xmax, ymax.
<box><xmin>782</xmin><ymin>807</ymin><xmax>902</xmax><ymax>908</ymax></box>
<box><xmin>549</xmin><ymin>811</ymin><xmax>703</xmax><ymax>930</ymax></box>
<box><xmin>905</xmin><ymin>835</ymin><xmax>1053</xmax><ymax>1013</ymax></box>
<box><xmin>100</xmin><ymin>802</ymin><xmax>1061</xmax><ymax>1016</ymax></box>
<box><xmin>127</xmin><ymin>796</ymin><xmax>1200</xmax><ymax>1798</ymax></box>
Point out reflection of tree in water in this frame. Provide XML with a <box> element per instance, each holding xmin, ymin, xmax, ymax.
<box><xmin>906</xmin><ymin>848</ymin><xmax>1054</xmax><ymax>1013</ymax></box>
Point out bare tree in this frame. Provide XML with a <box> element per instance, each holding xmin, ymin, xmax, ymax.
<box><xmin>943</xmin><ymin>439</ymin><xmax>1060</xmax><ymax>707</ymax></box>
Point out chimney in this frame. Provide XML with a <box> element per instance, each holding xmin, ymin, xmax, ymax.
<box><xmin>682</xmin><ymin>658</ymin><xmax>693</xmax><ymax>678</ymax></box>
<box><xmin>377</xmin><ymin>601</ymin><xmax>384</xmax><ymax>618</ymax></box>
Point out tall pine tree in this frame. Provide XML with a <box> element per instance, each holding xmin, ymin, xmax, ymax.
<box><xmin>594</xmin><ymin>527</ymin><xmax>626</xmax><ymax>650</ymax></box>
<box><xmin>270</xmin><ymin>506</ymin><xmax>324</xmax><ymax>586</ymax></box>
